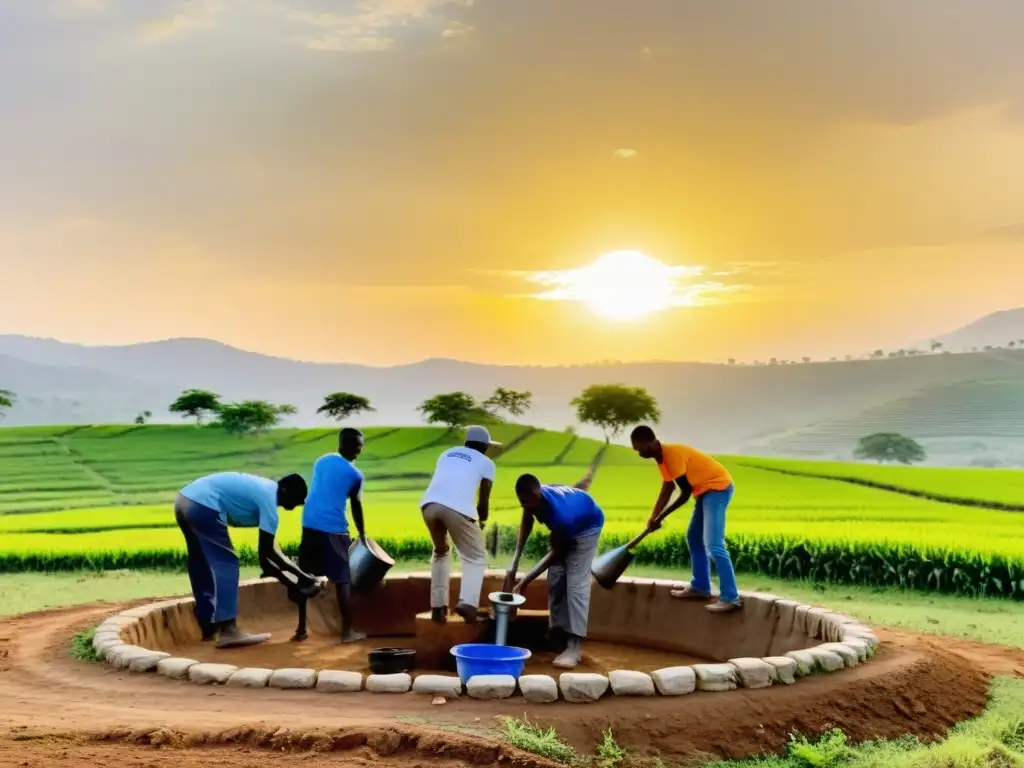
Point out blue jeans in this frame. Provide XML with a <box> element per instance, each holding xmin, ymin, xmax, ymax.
<box><xmin>175</xmin><ymin>496</ymin><xmax>240</xmax><ymax>627</ymax></box>
<box><xmin>686</xmin><ymin>485</ymin><xmax>739</xmax><ymax>602</ymax></box>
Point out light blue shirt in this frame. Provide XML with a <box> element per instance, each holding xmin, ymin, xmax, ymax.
<box><xmin>302</xmin><ymin>453</ymin><xmax>363</xmax><ymax>534</ymax></box>
<box><xmin>180</xmin><ymin>472</ymin><xmax>280</xmax><ymax>535</ymax></box>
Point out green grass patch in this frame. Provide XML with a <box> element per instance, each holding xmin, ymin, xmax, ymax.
<box><xmin>69</xmin><ymin>625</ymin><xmax>102</xmax><ymax>662</ymax></box>
<box><xmin>502</xmin><ymin>717</ymin><xmax>579</xmax><ymax>764</ymax></box>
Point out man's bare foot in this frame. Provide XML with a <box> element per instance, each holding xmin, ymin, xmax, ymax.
<box><xmin>552</xmin><ymin>637</ymin><xmax>583</xmax><ymax>669</ymax></box>
<box><xmin>290</xmin><ymin>631</ymin><xmax>308</xmax><ymax>642</ymax></box>
<box><xmin>340</xmin><ymin>630</ymin><xmax>367</xmax><ymax>644</ymax></box>
<box><xmin>431</xmin><ymin>607</ymin><xmax>448</xmax><ymax>625</ymax></box>
<box><xmin>216</xmin><ymin>627</ymin><xmax>271</xmax><ymax>649</ymax></box>
<box><xmin>453</xmin><ymin>602</ymin><xmax>478</xmax><ymax>624</ymax></box>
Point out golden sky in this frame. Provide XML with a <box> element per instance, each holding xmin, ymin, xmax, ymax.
<box><xmin>3</xmin><ymin>0</ymin><xmax>1024</xmax><ymax>365</ymax></box>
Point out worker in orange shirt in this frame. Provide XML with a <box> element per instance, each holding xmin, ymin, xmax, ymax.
<box><xmin>630</xmin><ymin>426</ymin><xmax>740</xmax><ymax>613</ymax></box>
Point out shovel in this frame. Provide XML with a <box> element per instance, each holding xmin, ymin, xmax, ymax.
<box><xmin>591</xmin><ymin>525</ymin><xmax>658</xmax><ymax>590</ymax></box>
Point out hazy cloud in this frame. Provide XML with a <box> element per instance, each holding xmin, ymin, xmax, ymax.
<box><xmin>137</xmin><ymin>0</ymin><xmax>224</xmax><ymax>41</ymax></box>
<box><xmin>613</xmin><ymin>148</ymin><xmax>637</xmax><ymax>159</ymax></box>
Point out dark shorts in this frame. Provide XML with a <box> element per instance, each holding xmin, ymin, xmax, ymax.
<box><xmin>299</xmin><ymin>528</ymin><xmax>351</xmax><ymax>584</ymax></box>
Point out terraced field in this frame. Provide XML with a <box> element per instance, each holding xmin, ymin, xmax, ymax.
<box><xmin>1</xmin><ymin>425</ymin><xmax>1023</xmax><ymax>597</ymax></box>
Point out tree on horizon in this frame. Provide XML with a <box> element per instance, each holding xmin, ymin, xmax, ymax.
<box><xmin>216</xmin><ymin>400</ymin><xmax>290</xmax><ymax>436</ymax></box>
<box><xmin>169</xmin><ymin>389</ymin><xmax>222</xmax><ymax>425</ymax></box>
<box><xmin>418</xmin><ymin>392</ymin><xmax>483</xmax><ymax>430</ymax></box>
<box><xmin>483</xmin><ymin>387</ymin><xmax>532</xmax><ymax>420</ymax></box>
<box><xmin>854</xmin><ymin>432</ymin><xmax>926</xmax><ymax>465</ymax></box>
<box><xmin>570</xmin><ymin>383</ymin><xmax>661</xmax><ymax>442</ymax></box>
<box><xmin>317</xmin><ymin>392</ymin><xmax>375</xmax><ymax>422</ymax></box>
<box><xmin>0</xmin><ymin>389</ymin><xmax>14</xmax><ymax>420</ymax></box>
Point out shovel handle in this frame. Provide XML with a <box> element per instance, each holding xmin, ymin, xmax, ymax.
<box><xmin>626</xmin><ymin>525</ymin><xmax>656</xmax><ymax>551</ymax></box>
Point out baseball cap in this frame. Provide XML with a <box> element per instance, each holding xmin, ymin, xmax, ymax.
<box><xmin>466</xmin><ymin>425</ymin><xmax>501</xmax><ymax>446</ymax></box>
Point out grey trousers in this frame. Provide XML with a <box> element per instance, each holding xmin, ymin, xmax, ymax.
<box><xmin>548</xmin><ymin>528</ymin><xmax>601</xmax><ymax>638</ymax></box>
<box><xmin>421</xmin><ymin>502</ymin><xmax>487</xmax><ymax>609</ymax></box>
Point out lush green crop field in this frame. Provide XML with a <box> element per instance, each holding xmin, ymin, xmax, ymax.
<box><xmin>1</xmin><ymin>424</ymin><xmax>1023</xmax><ymax>597</ymax></box>
<box><xmin>737</xmin><ymin>456</ymin><xmax>1024</xmax><ymax>507</ymax></box>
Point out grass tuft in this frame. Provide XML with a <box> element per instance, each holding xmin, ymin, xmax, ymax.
<box><xmin>595</xmin><ymin>728</ymin><xmax>628</xmax><ymax>767</ymax></box>
<box><xmin>501</xmin><ymin>716</ymin><xmax>579</xmax><ymax>765</ymax></box>
<box><xmin>69</xmin><ymin>625</ymin><xmax>102</xmax><ymax>662</ymax></box>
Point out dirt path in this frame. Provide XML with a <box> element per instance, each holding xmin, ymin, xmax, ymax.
<box><xmin>0</xmin><ymin>603</ymin><xmax>1019</xmax><ymax>767</ymax></box>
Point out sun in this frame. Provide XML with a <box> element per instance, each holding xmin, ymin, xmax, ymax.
<box><xmin>574</xmin><ymin>250</ymin><xmax>677</xmax><ymax>320</ymax></box>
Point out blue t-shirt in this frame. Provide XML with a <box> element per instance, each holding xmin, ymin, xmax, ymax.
<box><xmin>538</xmin><ymin>485</ymin><xmax>605</xmax><ymax>538</ymax></box>
<box><xmin>302</xmin><ymin>453</ymin><xmax>363</xmax><ymax>535</ymax></box>
<box><xmin>180</xmin><ymin>472</ymin><xmax>280</xmax><ymax>535</ymax></box>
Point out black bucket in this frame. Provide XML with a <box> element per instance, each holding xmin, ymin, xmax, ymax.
<box><xmin>349</xmin><ymin>536</ymin><xmax>395</xmax><ymax>594</ymax></box>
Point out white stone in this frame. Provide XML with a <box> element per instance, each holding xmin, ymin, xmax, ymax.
<box><xmin>608</xmin><ymin>670</ymin><xmax>655</xmax><ymax>696</ymax></box>
<box><xmin>762</xmin><ymin>656</ymin><xmax>798</xmax><ymax>685</ymax></box>
<box><xmin>558</xmin><ymin>673</ymin><xmax>609</xmax><ymax>703</ymax></box>
<box><xmin>651</xmin><ymin>666</ymin><xmax>697</xmax><ymax>696</ymax></box>
<box><xmin>784</xmin><ymin>649</ymin><xmax>816</xmax><ymax>676</ymax></box>
<box><xmin>117</xmin><ymin>606</ymin><xmax>158</xmax><ymax>619</ymax></box>
<box><xmin>317</xmin><ymin>670</ymin><xmax>363</xmax><ymax>693</ymax></box>
<box><xmin>366</xmin><ymin>673</ymin><xmax>412</xmax><ymax>693</ymax></box>
<box><xmin>841</xmin><ymin>637</ymin><xmax>872</xmax><ymax>661</ymax></box>
<box><xmin>127</xmin><ymin>651</ymin><xmax>170</xmax><ymax>673</ymax></box>
<box><xmin>817</xmin><ymin>642</ymin><xmax>859</xmax><ymax>667</ymax></box>
<box><xmin>91</xmin><ymin>630</ymin><xmax>121</xmax><ymax>650</ymax></box>
<box><xmin>226</xmin><ymin>668</ymin><xmax>274</xmax><ymax>688</ymax></box>
<box><xmin>269</xmin><ymin>668</ymin><xmax>317</xmax><ymax>689</ymax></box>
<box><xmin>806</xmin><ymin>647</ymin><xmax>844</xmax><ymax>672</ymax></box>
<box><xmin>729</xmin><ymin>658</ymin><xmax>775</xmax><ymax>689</ymax></box>
<box><xmin>106</xmin><ymin>645</ymin><xmax>152</xmax><ymax>669</ymax></box>
<box><xmin>842</xmin><ymin>625</ymin><xmax>879</xmax><ymax>651</ymax></box>
<box><xmin>518</xmin><ymin>675</ymin><xmax>558</xmax><ymax>703</ymax></box>
<box><xmin>692</xmin><ymin>663</ymin><xmax>737</xmax><ymax>692</ymax></box>
<box><xmin>93</xmin><ymin>637</ymin><xmax>123</xmax><ymax>656</ymax></box>
<box><xmin>467</xmin><ymin>675</ymin><xmax>517</xmax><ymax>700</ymax></box>
<box><xmin>157</xmin><ymin>657</ymin><xmax>199</xmax><ymax>679</ymax></box>
<box><xmin>412</xmin><ymin>675</ymin><xmax>463</xmax><ymax>697</ymax></box>
<box><xmin>189</xmin><ymin>663</ymin><xmax>238</xmax><ymax>685</ymax></box>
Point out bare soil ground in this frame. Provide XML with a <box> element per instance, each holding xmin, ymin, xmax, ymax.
<box><xmin>1</xmin><ymin>600</ymin><xmax>1020</xmax><ymax>767</ymax></box>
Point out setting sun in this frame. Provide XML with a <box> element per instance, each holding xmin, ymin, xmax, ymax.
<box><xmin>526</xmin><ymin>250</ymin><xmax>701</xmax><ymax>320</ymax></box>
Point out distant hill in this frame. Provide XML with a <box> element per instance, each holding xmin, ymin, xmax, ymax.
<box><xmin>742</xmin><ymin>379</ymin><xmax>1024</xmax><ymax>467</ymax></box>
<box><xmin>928</xmin><ymin>307</ymin><xmax>1024</xmax><ymax>352</ymax></box>
<box><xmin>3</xmin><ymin>333</ymin><xmax>1024</xmax><ymax>465</ymax></box>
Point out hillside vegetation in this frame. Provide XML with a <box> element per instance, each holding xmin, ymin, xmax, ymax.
<box><xmin>1</xmin><ymin>425</ymin><xmax>1024</xmax><ymax>598</ymax></box>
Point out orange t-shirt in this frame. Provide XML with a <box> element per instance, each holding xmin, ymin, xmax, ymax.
<box><xmin>657</xmin><ymin>444</ymin><xmax>733</xmax><ymax>497</ymax></box>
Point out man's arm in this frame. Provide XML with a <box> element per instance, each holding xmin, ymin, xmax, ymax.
<box><xmin>648</xmin><ymin>477</ymin><xmax>692</xmax><ymax>529</ymax></box>
<box><xmin>477</xmin><ymin>478</ymin><xmax>493</xmax><ymax>528</ymax></box>
<box><xmin>502</xmin><ymin>508</ymin><xmax>534</xmax><ymax>591</ymax></box>
<box><xmin>258</xmin><ymin>530</ymin><xmax>316</xmax><ymax>586</ymax></box>
<box><xmin>349</xmin><ymin>477</ymin><xmax>366</xmax><ymax>540</ymax></box>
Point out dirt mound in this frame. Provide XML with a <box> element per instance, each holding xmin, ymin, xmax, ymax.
<box><xmin>0</xmin><ymin>603</ymin><xmax>1016</xmax><ymax>766</ymax></box>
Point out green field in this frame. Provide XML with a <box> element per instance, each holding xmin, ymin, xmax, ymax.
<box><xmin>1</xmin><ymin>425</ymin><xmax>1023</xmax><ymax>597</ymax></box>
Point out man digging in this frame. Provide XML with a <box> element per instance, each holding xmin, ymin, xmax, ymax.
<box><xmin>295</xmin><ymin>427</ymin><xmax>368</xmax><ymax>644</ymax></box>
<box><xmin>504</xmin><ymin>458</ymin><xmax>602</xmax><ymax>669</ymax></box>
<box><xmin>174</xmin><ymin>471</ymin><xmax>319</xmax><ymax>648</ymax></box>
<box><xmin>630</xmin><ymin>425</ymin><xmax>741</xmax><ymax>613</ymax></box>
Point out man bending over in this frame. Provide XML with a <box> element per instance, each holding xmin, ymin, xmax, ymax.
<box><xmin>175</xmin><ymin>471</ymin><xmax>317</xmax><ymax>648</ymax></box>
<box><xmin>297</xmin><ymin>427</ymin><xmax>368</xmax><ymax>643</ymax></box>
<box><xmin>504</xmin><ymin>458</ymin><xmax>602</xmax><ymax>669</ymax></box>
<box><xmin>420</xmin><ymin>425</ymin><xmax>498</xmax><ymax>624</ymax></box>
<box><xmin>630</xmin><ymin>425</ymin><xmax>740</xmax><ymax>613</ymax></box>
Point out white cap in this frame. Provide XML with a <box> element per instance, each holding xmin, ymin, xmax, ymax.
<box><xmin>466</xmin><ymin>425</ymin><xmax>501</xmax><ymax>446</ymax></box>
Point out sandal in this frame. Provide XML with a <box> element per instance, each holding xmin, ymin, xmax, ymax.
<box><xmin>706</xmin><ymin>599</ymin><xmax>742</xmax><ymax>613</ymax></box>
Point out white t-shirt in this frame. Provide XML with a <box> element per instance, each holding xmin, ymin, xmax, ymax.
<box><xmin>420</xmin><ymin>446</ymin><xmax>496</xmax><ymax>520</ymax></box>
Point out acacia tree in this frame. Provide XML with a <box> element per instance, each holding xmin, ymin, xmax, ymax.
<box><xmin>418</xmin><ymin>391</ymin><xmax>480</xmax><ymax>430</ymax></box>
<box><xmin>169</xmin><ymin>389</ymin><xmax>222</xmax><ymax>425</ymax></box>
<box><xmin>318</xmin><ymin>392</ymin><xmax>375</xmax><ymax>422</ymax></box>
<box><xmin>0</xmin><ymin>389</ymin><xmax>15</xmax><ymax>420</ymax></box>
<box><xmin>216</xmin><ymin>400</ymin><xmax>291</xmax><ymax>436</ymax></box>
<box><xmin>483</xmin><ymin>387</ymin><xmax>532</xmax><ymax>420</ymax></box>
<box><xmin>570</xmin><ymin>384</ymin><xmax>661</xmax><ymax>442</ymax></box>
<box><xmin>854</xmin><ymin>432</ymin><xmax>926</xmax><ymax>465</ymax></box>
<box><xmin>134</xmin><ymin>410</ymin><xmax>152</xmax><ymax>425</ymax></box>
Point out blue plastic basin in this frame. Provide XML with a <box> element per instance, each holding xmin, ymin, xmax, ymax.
<box><xmin>450</xmin><ymin>643</ymin><xmax>532</xmax><ymax>682</ymax></box>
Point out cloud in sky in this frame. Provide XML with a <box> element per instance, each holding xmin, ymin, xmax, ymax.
<box><xmin>613</xmin><ymin>148</ymin><xmax>637</xmax><ymax>159</ymax></box>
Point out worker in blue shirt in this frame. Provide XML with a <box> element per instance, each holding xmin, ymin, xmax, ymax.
<box><xmin>175</xmin><ymin>471</ymin><xmax>316</xmax><ymax>648</ymax></box>
<box><xmin>297</xmin><ymin>427</ymin><xmax>368</xmax><ymax>644</ymax></box>
<box><xmin>504</xmin><ymin>457</ymin><xmax>603</xmax><ymax>669</ymax></box>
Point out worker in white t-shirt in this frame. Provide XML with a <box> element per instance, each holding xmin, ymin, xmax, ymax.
<box><xmin>419</xmin><ymin>425</ymin><xmax>499</xmax><ymax>624</ymax></box>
